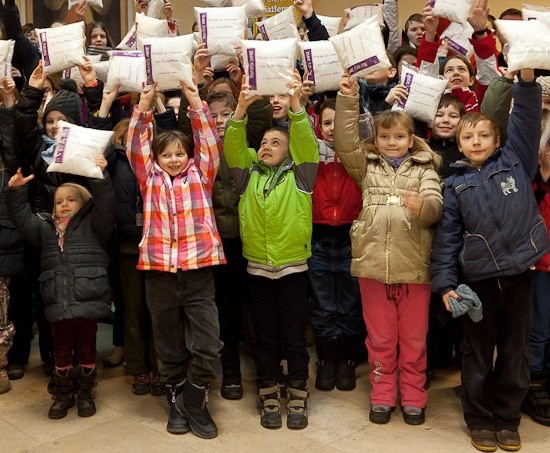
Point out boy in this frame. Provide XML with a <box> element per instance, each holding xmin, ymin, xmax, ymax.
<box><xmin>224</xmin><ymin>71</ymin><xmax>318</xmax><ymax>430</ymax></box>
<box><xmin>431</xmin><ymin>69</ymin><xmax>548</xmax><ymax>452</ymax></box>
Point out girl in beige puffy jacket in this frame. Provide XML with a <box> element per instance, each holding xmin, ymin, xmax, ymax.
<box><xmin>333</xmin><ymin>71</ymin><xmax>443</xmax><ymax>426</ymax></box>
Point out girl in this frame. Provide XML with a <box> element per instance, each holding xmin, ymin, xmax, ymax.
<box><xmin>6</xmin><ymin>156</ymin><xmax>115</xmax><ymax>419</ymax></box>
<box><xmin>85</xmin><ymin>21</ymin><xmax>114</xmax><ymax>61</ymax></box>
<box><xmin>334</xmin><ymin>71</ymin><xmax>443</xmax><ymax>425</ymax></box>
<box><xmin>126</xmin><ymin>81</ymin><xmax>224</xmax><ymax>440</ymax></box>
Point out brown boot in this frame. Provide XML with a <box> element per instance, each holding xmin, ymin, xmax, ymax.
<box><xmin>0</xmin><ymin>369</ymin><xmax>10</xmax><ymax>394</ymax></box>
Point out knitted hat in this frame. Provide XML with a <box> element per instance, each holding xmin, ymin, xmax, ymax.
<box><xmin>43</xmin><ymin>78</ymin><xmax>82</xmax><ymax>127</ymax></box>
<box><xmin>538</xmin><ymin>76</ymin><xmax>550</xmax><ymax>98</ymax></box>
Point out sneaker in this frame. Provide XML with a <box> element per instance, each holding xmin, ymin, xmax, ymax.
<box><xmin>149</xmin><ymin>372</ymin><xmax>165</xmax><ymax>397</ymax></box>
<box><xmin>132</xmin><ymin>374</ymin><xmax>150</xmax><ymax>395</ymax></box>
<box><xmin>102</xmin><ymin>346</ymin><xmax>124</xmax><ymax>368</ymax></box>
<box><xmin>470</xmin><ymin>429</ymin><xmax>497</xmax><ymax>452</ymax></box>
<box><xmin>7</xmin><ymin>364</ymin><xmax>25</xmax><ymax>380</ymax></box>
<box><xmin>495</xmin><ymin>430</ymin><xmax>521</xmax><ymax>452</ymax></box>
<box><xmin>258</xmin><ymin>385</ymin><xmax>282</xmax><ymax>429</ymax></box>
<box><xmin>369</xmin><ymin>404</ymin><xmax>394</xmax><ymax>424</ymax></box>
<box><xmin>286</xmin><ymin>386</ymin><xmax>309</xmax><ymax>429</ymax></box>
<box><xmin>221</xmin><ymin>374</ymin><xmax>243</xmax><ymax>400</ymax></box>
<box><xmin>402</xmin><ymin>406</ymin><xmax>425</xmax><ymax>425</ymax></box>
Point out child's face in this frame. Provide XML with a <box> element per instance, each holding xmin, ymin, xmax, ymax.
<box><xmin>397</xmin><ymin>54</ymin><xmax>417</xmax><ymax>76</ymax></box>
<box><xmin>45</xmin><ymin>110</ymin><xmax>68</xmax><ymax>139</ymax></box>
<box><xmin>443</xmin><ymin>58</ymin><xmax>474</xmax><ymax>90</ymax></box>
<box><xmin>258</xmin><ymin>130</ymin><xmax>289</xmax><ymax>167</ymax></box>
<box><xmin>55</xmin><ymin>187</ymin><xmax>84</xmax><ymax>218</ymax></box>
<box><xmin>375</xmin><ymin>124</ymin><xmax>414</xmax><ymax>159</ymax></box>
<box><xmin>208</xmin><ymin>100</ymin><xmax>233</xmax><ymax>139</ymax></box>
<box><xmin>320</xmin><ymin>107</ymin><xmax>335</xmax><ymax>142</ymax></box>
<box><xmin>543</xmin><ymin>96</ymin><xmax>550</xmax><ymax>111</ymax></box>
<box><xmin>432</xmin><ymin>104</ymin><xmax>461</xmax><ymax>140</ymax></box>
<box><xmin>363</xmin><ymin>67</ymin><xmax>397</xmax><ymax>85</ymax></box>
<box><xmin>270</xmin><ymin>94</ymin><xmax>290</xmax><ymax>121</ymax></box>
<box><xmin>157</xmin><ymin>141</ymin><xmax>190</xmax><ymax>177</ymax></box>
<box><xmin>406</xmin><ymin>21</ymin><xmax>425</xmax><ymax>47</ymax></box>
<box><xmin>457</xmin><ymin>120</ymin><xmax>499</xmax><ymax>167</ymax></box>
<box><xmin>90</xmin><ymin>27</ymin><xmax>108</xmax><ymax>47</ymax></box>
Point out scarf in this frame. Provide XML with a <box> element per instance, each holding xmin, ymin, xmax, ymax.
<box><xmin>53</xmin><ymin>214</ymin><xmax>73</xmax><ymax>252</ymax></box>
<box><xmin>41</xmin><ymin>135</ymin><xmax>56</xmax><ymax>165</ymax></box>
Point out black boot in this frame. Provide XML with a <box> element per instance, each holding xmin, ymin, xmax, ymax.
<box><xmin>522</xmin><ymin>371</ymin><xmax>550</xmax><ymax>426</ymax></box>
<box><xmin>166</xmin><ymin>381</ymin><xmax>190</xmax><ymax>434</ymax></box>
<box><xmin>48</xmin><ymin>368</ymin><xmax>75</xmax><ymax>419</ymax></box>
<box><xmin>314</xmin><ymin>336</ymin><xmax>337</xmax><ymax>391</ymax></box>
<box><xmin>220</xmin><ymin>345</ymin><xmax>243</xmax><ymax>400</ymax></box>
<box><xmin>258</xmin><ymin>384</ymin><xmax>282</xmax><ymax>429</ymax></box>
<box><xmin>76</xmin><ymin>366</ymin><xmax>97</xmax><ymax>417</ymax></box>
<box><xmin>286</xmin><ymin>381</ymin><xmax>309</xmax><ymax>429</ymax></box>
<box><xmin>336</xmin><ymin>335</ymin><xmax>356</xmax><ymax>391</ymax></box>
<box><xmin>175</xmin><ymin>380</ymin><xmax>218</xmax><ymax>439</ymax></box>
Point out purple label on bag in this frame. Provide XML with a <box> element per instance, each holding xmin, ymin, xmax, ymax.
<box><xmin>144</xmin><ymin>44</ymin><xmax>154</xmax><ymax>85</ymax></box>
<box><xmin>446</xmin><ymin>38</ymin><xmax>468</xmax><ymax>57</ymax></box>
<box><xmin>397</xmin><ymin>72</ymin><xmax>414</xmax><ymax>108</ymax></box>
<box><xmin>527</xmin><ymin>17</ymin><xmax>537</xmax><ymax>21</ymax></box>
<box><xmin>348</xmin><ymin>56</ymin><xmax>380</xmax><ymax>75</ymax></box>
<box><xmin>200</xmin><ymin>13</ymin><xmax>208</xmax><ymax>43</ymax></box>
<box><xmin>429</xmin><ymin>0</ymin><xmax>435</xmax><ymax>7</ymax></box>
<box><xmin>247</xmin><ymin>48</ymin><xmax>257</xmax><ymax>90</ymax></box>
<box><xmin>111</xmin><ymin>51</ymin><xmax>142</xmax><ymax>58</ymax></box>
<box><xmin>55</xmin><ymin>127</ymin><xmax>70</xmax><ymax>164</ymax></box>
<box><xmin>303</xmin><ymin>48</ymin><xmax>315</xmax><ymax>83</ymax></box>
<box><xmin>63</xmin><ymin>68</ymin><xmax>71</xmax><ymax>79</ymax></box>
<box><xmin>259</xmin><ymin>24</ymin><xmax>269</xmax><ymax>41</ymax></box>
<box><xmin>126</xmin><ymin>29</ymin><xmax>137</xmax><ymax>48</ymax></box>
<box><xmin>41</xmin><ymin>32</ymin><xmax>50</xmax><ymax>66</ymax></box>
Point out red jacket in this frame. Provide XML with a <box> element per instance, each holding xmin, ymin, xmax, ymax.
<box><xmin>534</xmin><ymin>174</ymin><xmax>550</xmax><ymax>272</ymax></box>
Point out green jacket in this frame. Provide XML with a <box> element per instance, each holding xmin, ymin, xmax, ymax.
<box><xmin>224</xmin><ymin>109</ymin><xmax>319</xmax><ymax>267</ymax></box>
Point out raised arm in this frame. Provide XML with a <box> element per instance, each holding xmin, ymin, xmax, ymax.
<box><xmin>294</xmin><ymin>0</ymin><xmax>330</xmax><ymax>41</ymax></box>
<box><xmin>89</xmin><ymin>157</ymin><xmax>116</xmax><ymax>249</ymax></box>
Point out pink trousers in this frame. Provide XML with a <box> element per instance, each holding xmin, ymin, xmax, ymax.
<box><xmin>359</xmin><ymin>278</ymin><xmax>430</xmax><ymax>408</ymax></box>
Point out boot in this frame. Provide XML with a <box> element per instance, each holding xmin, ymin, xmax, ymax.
<box><xmin>220</xmin><ymin>345</ymin><xmax>243</xmax><ymax>400</ymax></box>
<box><xmin>48</xmin><ymin>368</ymin><xmax>75</xmax><ymax>419</ymax></box>
<box><xmin>0</xmin><ymin>333</ymin><xmax>13</xmax><ymax>394</ymax></box>
<box><xmin>0</xmin><ymin>369</ymin><xmax>10</xmax><ymax>394</ymax></box>
<box><xmin>286</xmin><ymin>381</ymin><xmax>309</xmax><ymax>429</ymax></box>
<box><xmin>166</xmin><ymin>381</ymin><xmax>190</xmax><ymax>434</ymax></box>
<box><xmin>76</xmin><ymin>366</ymin><xmax>97</xmax><ymax>417</ymax></box>
<box><xmin>175</xmin><ymin>380</ymin><xmax>218</xmax><ymax>439</ymax></box>
<box><xmin>336</xmin><ymin>335</ymin><xmax>356</xmax><ymax>391</ymax></box>
<box><xmin>314</xmin><ymin>336</ymin><xmax>337</xmax><ymax>391</ymax></box>
<box><xmin>258</xmin><ymin>384</ymin><xmax>282</xmax><ymax>429</ymax></box>
<box><xmin>522</xmin><ymin>371</ymin><xmax>550</xmax><ymax>426</ymax></box>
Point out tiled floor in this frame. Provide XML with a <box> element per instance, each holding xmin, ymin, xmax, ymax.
<box><xmin>1</xmin><ymin>324</ymin><xmax>550</xmax><ymax>453</ymax></box>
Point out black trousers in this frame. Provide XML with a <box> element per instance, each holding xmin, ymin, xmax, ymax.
<box><xmin>461</xmin><ymin>271</ymin><xmax>532</xmax><ymax>431</ymax></box>
<box><xmin>248</xmin><ymin>272</ymin><xmax>309</xmax><ymax>388</ymax></box>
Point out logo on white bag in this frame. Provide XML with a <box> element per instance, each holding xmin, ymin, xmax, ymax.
<box><xmin>247</xmin><ymin>49</ymin><xmax>257</xmax><ymax>90</ymax></box>
<box><xmin>41</xmin><ymin>33</ymin><xmax>50</xmax><ymax>66</ymax></box>
<box><xmin>55</xmin><ymin>127</ymin><xmax>70</xmax><ymax>164</ymax></box>
<box><xmin>303</xmin><ymin>49</ymin><xmax>315</xmax><ymax>83</ymax></box>
<box><xmin>500</xmin><ymin>176</ymin><xmax>518</xmax><ymax>195</ymax></box>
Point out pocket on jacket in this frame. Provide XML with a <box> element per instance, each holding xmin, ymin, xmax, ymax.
<box><xmin>38</xmin><ymin>269</ymin><xmax>55</xmax><ymax>305</ymax></box>
<box><xmin>74</xmin><ymin>267</ymin><xmax>110</xmax><ymax>301</ymax></box>
<box><xmin>530</xmin><ymin>219</ymin><xmax>548</xmax><ymax>253</ymax></box>
<box><xmin>459</xmin><ymin>233</ymin><xmax>500</xmax><ymax>275</ymax></box>
<box><xmin>0</xmin><ymin>223</ymin><xmax>22</xmax><ymax>250</ymax></box>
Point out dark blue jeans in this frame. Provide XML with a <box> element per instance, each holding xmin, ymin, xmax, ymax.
<box><xmin>307</xmin><ymin>238</ymin><xmax>362</xmax><ymax>338</ymax></box>
<box><xmin>530</xmin><ymin>270</ymin><xmax>550</xmax><ymax>373</ymax></box>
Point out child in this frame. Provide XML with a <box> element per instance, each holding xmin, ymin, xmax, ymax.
<box><xmin>334</xmin><ymin>71</ymin><xmax>443</xmax><ymax>426</ymax></box>
<box><xmin>6</xmin><ymin>156</ymin><xmax>114</xmax><ymax>419</ymax></box>
<box><xmin>308</xmin><ymin>98</ymin><xmax>363</xmax><ymax>392</ymax></box>
<box><xmin>430</xmin><ymin>69</ymin><xmax>547</xmax><ymax>452</ymax></box>
<box><xmin>126</xmin><ymin>81</ymin><xmax>224</xmax><ymax>440</ymax></box>
<box><xmin>224</xmin><ymin>71</ymin><xmax>318</xmax><ymax>430</ymax></box>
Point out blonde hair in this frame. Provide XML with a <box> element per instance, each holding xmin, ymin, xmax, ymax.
<box><xmin>541</xmin><ymin>110</ymin><xmax>550</xmax><ymax>151</ymax></box>
<box><xmin>53</xmin><ymin>183</ymin><xmax>92</xmax><ymax>215</ymax></box>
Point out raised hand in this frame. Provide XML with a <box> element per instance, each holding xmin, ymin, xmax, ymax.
<box><xmin>78</xmin><ymin>56</ymin><xmax>97</xmax><ymax>86</ymax></box>
<box><xmin>163</xmin><ymin>1</ymin><xmax>173</xmax><ymax>21</ymax></box>
<box><xmin>179</xmin><ymin>79</ymin><xmax>202</xmax><ymax>110</ymax></box>
<box><xmin>0</xmin><ymin>76</ymin><xmax>16</xmax><ymax>107</ymax></box>
<box><xmin>233</xmin><ymin>77</ymin><xmax>263</xmax><ymax>121</ymax></box>
<box><xmin>135</xmin><ymin>0</ymin><xmax>148</xmax><ymax>14</ymax></box>
<box><xmin>138</xmin><ymin>82</ymin><xmax>158</xmax><ymax>112</ymax></box>
<box><xmin>226</xmin><ymin>62</ymin><xmax>242</xmax><ymax>87</ymax></box>
<box><xmin>29</xmin><ymin>61</ymin><xmax>48</xmax><ymax>90</ymax></box>
<box><xmin>294</xmin><ymin>0</ymin><xmax>314</xmax><ymax>19</ymax></box>
<box><xmin>8</xmin><ymin>168</ymin><xmax>35</xmax><ymax>188</ymax></box>
<box><xmin>422</xmin><ymin>3</ymin><xmax>438</xmax><ymax>42</ymax></box>
<box><xmin>468</xmin><ymin>0</ymin><xmax>490</xmax><ymax>33</ymax></box>
<box><xmin>73</xmin><ymin>0</ymin><xmax>89</xmax><ymax>19</ymax></box>
<box><xmin>96</xmin><ymin>154</ymin><xmax>108</xmax><ymax>172</ymax></box>
<box><xmin>385</xmin><ymin>84</ymin><xmax>409</xmax><ymax>105</ymax></box>
<box><xmin>300</xmin><ymin>71</ymin><xmax>315</xmax><ymax>106</ymax></box>
<box><xmin>98</xmin><ymin>84</ymin><xmax>120</xmax><ymax>118</ymax></box>
<box><xmin>339</xmin><ymin>70</ymin><xmax>359</xmax><ymax>96</ymax></box>
<box><xmin>288</xmin><ymin>69</ymin><xmax>303</xmax><ymax>113</ymax></box>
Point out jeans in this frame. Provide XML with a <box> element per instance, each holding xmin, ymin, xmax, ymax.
<box><xmin>145</xmin><ymin>268</ymin><xmax>222</xmax><ymax>386</ymax></box>
<box><xmin>529</xmin><ymin>270</ymin><xmax>550</xmax><ymax>372</ymax></box>
<box><xmin>308</xmin><ymin>238</ymin><xmax>362</xmax><ymax>338</ymax></box>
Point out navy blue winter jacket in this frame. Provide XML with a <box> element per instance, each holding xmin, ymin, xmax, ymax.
<box><xmin>431</xmin><ymin>81</ymin><xmax>549</xmax><ymax>295</ymax></box>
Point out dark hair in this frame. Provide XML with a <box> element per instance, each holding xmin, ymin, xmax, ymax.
<box><xmin>152</xmin><ymin>130</ymin><xmax>194</xmax><ymax>160</ymax></box>
<box><xmin>440</xmin><ymin>54</ymin><xmax>475</xmax><ymax>78</ymax></box>
<box><xmin>209</xmin><ymin>77</ymin><xmax>240</xmax><ymax>101</ymax></box>
<box><xmin>456</xmin><ymin>112</ymin><xmax>500</xmax><ymax>146</ymax></box>
<box><xmin>405</xmin><ymin>13</ymin><xmax>423</xmax><ymax>33</ymax></box>
<box><xmin>297</xmin><ymin>22</ymin><xmax>307</xmax><ymax>32</ymax></box>
<box><xmin>86</xmin><ymin>21</ymin><xmax>114</xmax><ymax>48</ymax></box>
<box><xmin>206</xmin><ymin>91</ymin><xmax>237</xmax><ymax>110</ymax></box>
<box><xmin>393</xmin><ymin>46</ymin><xmax>418</xmax><ymax>68</ymax></box>
<box><xmin>22</xmin><ymin>23</ymin><xmax>35</xmax><ymax>35</ymax></box>
<box><xmin>499</xmin><ymin>8</ymin><xmax>522</xmax><ymax>19</ymax></box>
<box><xmin>437</xmin><ymin>94</ymin><xmax>466</xmax><ymax>116</ymax></box>
<box><xmin>318</xmin><ymin>98</ymin><xmax>336</xmax><ymax>122</ymax></box>
<box><xmin>262</xmin><ymin>127</ymin><xmax>290</xmax><ymax>145</ymax></box>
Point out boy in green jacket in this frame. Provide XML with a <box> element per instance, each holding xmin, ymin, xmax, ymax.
<box><xmin>224</xmin><ymin>70</ymin><xmax>318</xmax><ymax>430</ymax></box>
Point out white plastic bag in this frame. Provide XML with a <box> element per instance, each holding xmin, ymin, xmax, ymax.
<box><xmin>431</xmin><ymin>0</ymin><xmax>473</xmax><ymax>24</ymax></box>
<box><xmin>441</xmin><ymin>21</ymin><xmax>474</xmax><ymax>58</ymax></box>
<box><xmin>117</xmin><ymin>23</ymin><xmax>138</xmax><ymax>50</ymax></box>
<box><xmin>194</xmin><ymin>6</ymin><xmax>247</xmax><ymax>70</ymax></box>
<box><xmin>240</xmin><ymin>38</ymin><xmax>297</xmax><ymax>96</ymax></box>
<box><xmin>62</xmin><ymin>54</ymin><xmax>102</xmax><ymax>86</ymax></box>
<box><xmin>136</xmin><ymin>13</ymin><xmax>172</xmax><ymax>50</ymax></box>
<box><xmin>200</xmin><ymin>0</ymin><xmax>265</xmax><ymax>17</ymax></box>
<box><xmin>106</xmin><ymin>51</ymin><xmax>148</xmax><ymax>93</ymax></box>
<box><xmin>256</xmin><ymin>6</ymin><xmax>299</xmax><ymax>40</ymax></box>
<box><xmin>495</xmin><ymin>19</ymin><xmax>550</xmax><ymax>71</ymax></box>
<box><xmin>391</xmin><ymin>63</ymin><xmax>448</xmax><ymax>124</ymax></box>
<box><xmin>330</xmin><ymin>16</ymin><xmax>391</xmax><ymax>79</ymax></box>
<box><xmin>299</xmin><ymin>41</ymin><xmax>342</xmax><ymax>93</ymax></box>
<box><xmin>36</xmin><ymin>22</ymin><xmax>86</xmax><ymax>74</ymax></box>
<box><xmin>344</xmin><ymin>4</ymin><xmax>384</xmax><ymax>31</ymax></box>
<box><xmin>94</xmin><ymin>61</ymin><xmax>109</xmax><ymax>82</ymax></box>
<box><xmin>146</xmin><ymin>0</ymin><xmax>165</xmax><ymax>19</ymax></box>
<box><xmin>68</xmin><ymin>0</ymin><xmax>103</xmax><ymax>8</ymax></box>
<box><xmin>522</xmin><ymin>3</ymin><xmax>550</xmax><ymax>28</ymax></box>
<box><xmin>142</xmin><ymin>34</ymin><xmax>195</xmax><ymax>91</ymax></box>
<box><xmin>317</xmin><ymin>15</ymin><xmax>342</xmax><ymax>37</ymax></box>
<box><xmin>0</xmin><ymin>40</ymin><xmax>15</xmax><ymax>77</ymax></box>
<box><xmin>48</xmin><ymin>121</ymin><xmax>114</xmax><ymax>179</ymax></box>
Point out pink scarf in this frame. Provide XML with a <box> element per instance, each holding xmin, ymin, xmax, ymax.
<box><xmin>53</xmin><ymin>214</ymin><xmax>73</xmax><ymax>252</ymax></box>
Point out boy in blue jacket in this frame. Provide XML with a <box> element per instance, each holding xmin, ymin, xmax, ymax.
<box><xmin>431</xmin><ymin>69</ymin><xmax>549</xmax><ymax>453</ymax></box>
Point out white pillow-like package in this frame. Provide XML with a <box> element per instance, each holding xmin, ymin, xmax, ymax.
<box><xmin>391</xmin><ymin>64</ymin><xmax>448</xmax><ymax>124</ymax></box>
<box><xmin>344</xmin><ymin>5</ymin><xmax>384</xmax><ymax>31</ymax></box>
<box><xmin>68</xmin><ymin>0</ymin><xmax>103</xmax><ymax>8</ymax></box>
<box><xmin>200</xmin><ymin>0</ymin><xmax>265</xmax><ymax>17</ymax></box>
<box><xmin>431</xmin><ymin>0</ymin><xmax>473</xmax><ymax>25</ymax></box>
<box><xmin>194</xmin><ymin>6</ymin><xmax>246</xmax><ymax>69</ymax></box>
<box><xmin>317</xmin><ymin>15</ymin><xmax>342</xmax><ymax>37</ymax></box>
<box><xmin>330</xmin><ymin>16</ymin><xmax>391</xmax><ymax>79</ymax></box>
<box><xmin>146</xmin><ymin>0</ymin><xmax>165</xmax><ymax>19</ymax></box>
<box><xmin>94</xmin><ymin>61</ymin><xmax>109</xmax><ymax>83</ymax></box>
<box><xmin>37</xmin><ymin>22</ymin><xmax>86</xmax><ymax>74</ymax></box>
<box><xmin>48</xmin><ymin>121</ymin><xmax>114</xmax><ymax>179</ymax></box>
<box><xmin>299</xmin><ymin>41</ymin><xmax>342</xmax><ymax>93</ymax></box>
<box><xmin>142</xmin><ymin>34</ymin><xmax>195</xmax><ymax>91</ymax></box>
<box><xmin>135</xmin><ymin>13</ymin><xmax>172</xmax><ymax>50</ymax></box>
<box><xmin>62</xmin><ymin>54</ymin><xmax>102</xmax><ymax>85</ymax></box>
<box><xmin>117</xmin><ymin>23</ymin><xmax>138</xmax><ymax>50</ymax></box>
<box><xmin>241</xmin><ymin>38</ymin><xmax>297</xmax><ymax>96</ymax></box>
<box><xmin>441</xmin><ymin>21</ymin><xmax>474</xmax><ymax>58</ymax></box>
<box><xmin>522</xmin><ymin>4</ymin><xmax>550</xmax><ymax>28</ymax></box>
<box><xmin>495</xmin><ymin>19</ymin><xmax>550</xmax><ymax>71</ymax></box>
<box><xmin>0</xmin><ymin>40</ymin><xmax>15</xmax><ymax>77</ymax></box>
<box><xmin>256</xmin><ymin>6</ymin><xmax>299</xmax><ymax>41</ymax></box>
<box><xmin>106</xmin><ymin>51</ymin><xmax>148</xmax><ymax>93</ymax></box>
